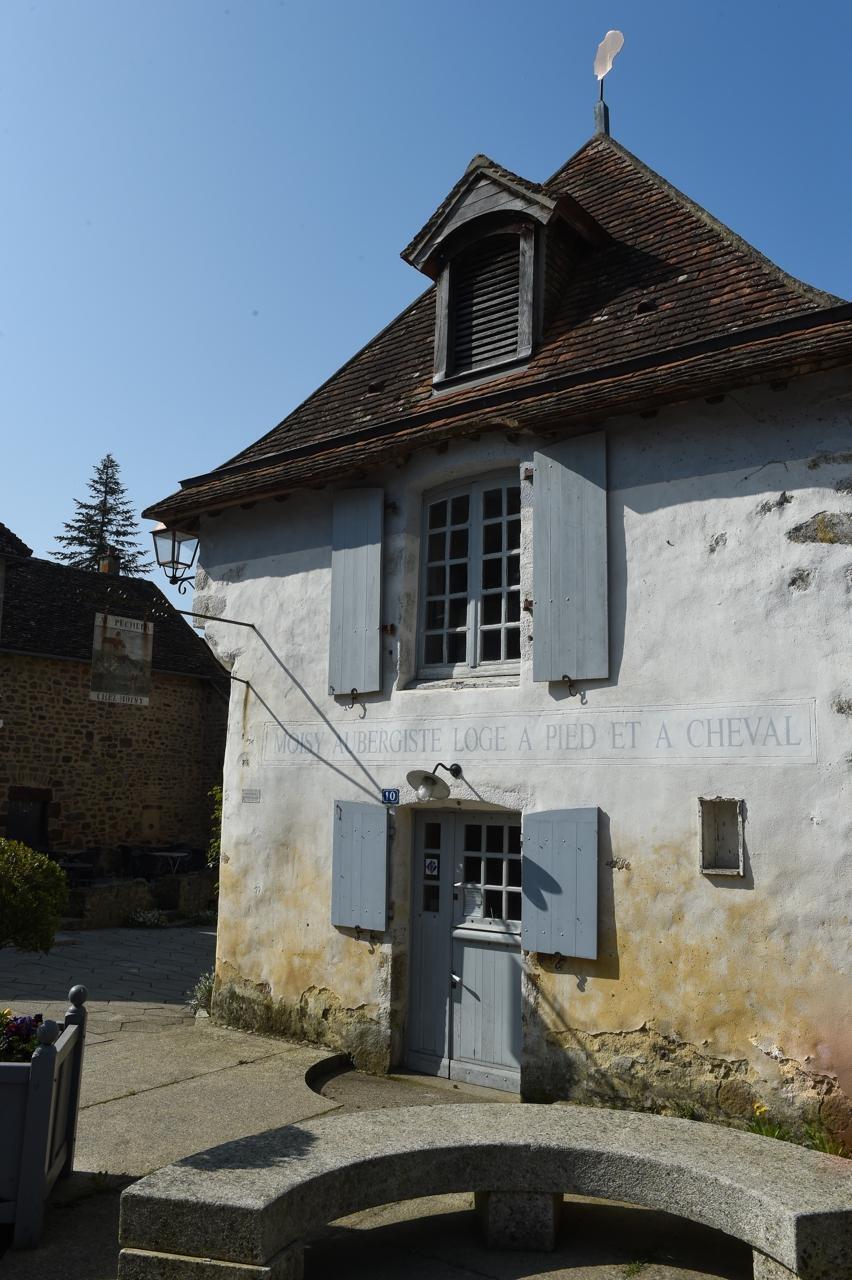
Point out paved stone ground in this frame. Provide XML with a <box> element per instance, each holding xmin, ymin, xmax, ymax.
<box><xmin>0</xmin><ymin>925</ymin><xmax>216</xmax><ymax>1037</ymax></box>
<box><xmin>0</xmin><ymin>929</ymin><xmax>750</xmax><ymax>1280</ymax></box>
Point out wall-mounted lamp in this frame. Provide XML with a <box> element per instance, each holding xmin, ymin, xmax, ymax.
<box><xmin>151</xmin><ymin>524</ymin><xmax>199</xmax><ymax>594</ymax></box>
<box><xmin>405</xmin><ymin>761</ymin><xmax>463</xmax><ymax>802</ymax></box>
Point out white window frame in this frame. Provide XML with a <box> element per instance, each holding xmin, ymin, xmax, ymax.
<box><xmin>417</xmin><ymin>470</ymin><xmax>521</xmax><ymax>680</ymax></box>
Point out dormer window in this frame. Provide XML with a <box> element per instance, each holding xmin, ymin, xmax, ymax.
<box><xmin>401</xmin><ymin>154</ymin><xmax>607</xmax><ymax>389</ymax></box>
<box><xmin>449</xmin><ymin>231</ymin><xmax>526</xmax><ymax>377</ymax></box>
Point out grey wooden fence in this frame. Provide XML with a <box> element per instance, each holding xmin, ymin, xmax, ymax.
<box><xmin>0</xmin><ymin>984</ymin><xmax>88</xmax><ymax>1248</ymax></box>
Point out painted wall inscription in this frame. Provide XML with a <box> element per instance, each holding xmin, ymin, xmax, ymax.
<box><xmin>261</xmin><ymin>701</ymin><xmax>816</xmax><ymax>767</ymax></box>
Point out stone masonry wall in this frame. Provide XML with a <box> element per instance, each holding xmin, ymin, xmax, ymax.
<box><xmin>0</xmin><ymin>652</ymin><xmax>227</xmax><ymax>851</ymax></box>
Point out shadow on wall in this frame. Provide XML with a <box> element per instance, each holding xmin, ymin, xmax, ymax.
<box><xmin>545</xmin><ymin>414</ymin><xmax>852</xmax><ymax>695</ymax></box>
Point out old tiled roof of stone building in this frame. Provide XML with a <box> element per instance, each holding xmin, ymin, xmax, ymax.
<box><xmin>0</xmin><ymin>522</ymin><xmax>34</xmax><ymax>558</ymax></box>
<box><xmin>0</xmin><ymin>555</ymin><xmax>226</xmax><ymax>682</ymax></box>
<box><xmin>144</xmin><ymin>133</ymin><xmax>852</xmax><ymax>526</ymax></box>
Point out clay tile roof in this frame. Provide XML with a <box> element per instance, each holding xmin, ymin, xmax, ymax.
<box><xmin>0</xmin><ymin>522</ymin><xmax>34</xmax><ymax>558</ymax></box>
<box><xmin>144</xmin><ymin>134</ymin><xmax>850</xmax><ymax>526</ymax></box>
<box><xmin>0</xmin><ymin>556</ymin><xmax>226</xmax><ymax>681</ymax></box>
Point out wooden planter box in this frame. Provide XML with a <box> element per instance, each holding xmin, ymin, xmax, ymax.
<box><xmin>0</xmin><ymin>985</ymin><xmax>88</xmax><ymax>1248</ymax></box>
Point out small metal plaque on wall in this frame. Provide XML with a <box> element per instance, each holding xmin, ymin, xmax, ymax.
<box><xmin>242</xmin><ymin>789</ymin><xmax>261</xmax><ymax>805</ymax></box>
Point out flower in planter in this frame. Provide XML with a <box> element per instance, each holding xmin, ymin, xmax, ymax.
<box><xmin>0</xmin><ymin>1008</ymin><xmax>44</xmax><ymax>1062</ymax></box>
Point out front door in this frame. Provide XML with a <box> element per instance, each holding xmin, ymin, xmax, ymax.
<box><xmin>407</xmin><ymin>811</ymin><xmax>522</xmax><ymax>1091</ymax></box>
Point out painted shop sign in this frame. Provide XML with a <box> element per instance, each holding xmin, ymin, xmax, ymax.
<box><xmin>261</xmin><ymin>700</ymin><xmax>816</xmax><ymax>767</ymax></box>
<box><xmin>90</xmin><ymin>613</ymin><xmax>153</xmax><ymax>705</ymax></box>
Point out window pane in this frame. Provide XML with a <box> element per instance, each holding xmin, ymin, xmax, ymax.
<box><xmin>507</xmin><ymin>826</ymin><xmax>521</xmax><ymax>854</ymax></box>
<box><xmin>464</xmin><ymin>855</ymin><xmax>481</xmax><ymax>882</ymax></box>
<box><xmin>450</xmin><ymin>494</ymin><xmax>469</xmax><ymax>524</ymax></box>
<box><xmin>483</xmin><ymin>522</ymin><xmax>503</xmax><ymax>554</ymax></box>
<box><xmin>482</xmin><ymin>593</ymin><xmax>502</xmax><ymax>625</ymax></box>
<box><xmin>427</xmin><ymin>565</ymin><xmax>445</xmax><ymax>595</ymax></box>
<box><xmin>486</xmin><ymin>825</ymin><xmax>504</xmax><ymax>853</ymax></box>
<box><xmin>480</xmin><ymin>629</ymin><xmax>501</xmax><ymax>661</ymax></box>
<box><xmin>485</xmin><ymin>857</ymin><xmax>503</xmax><ymax>886</ymax></box>
<box><xmin>506</xmin><ymin>592</ymin><xmax>520</xmax><ymax>622</ymax></box>
<box><xmin>507</xmin><ymin>858</ymin><xmax>522</xmax><ymax>885</ymax></box>
<box><xmin>506</xmin><ymin>555</ymin><xmax>520</xmax><ymax>587</ymax></box>
<box><xmin>506</xmin><ymin>486</ymin><xmax>521</xmax><ymax>516</ymax></box>
<box><xmin>426</xmin><ymin>599</ymin><xmax>445</xmax><ymax>629</ymax></box>
<box><xmin>427</xmin><ymin>532</ymin><xmax>445</xmax><ymax>563</ymax></box>
<box><xmin>449</xmin><ymin>528</ymin><xmax>468</xmax><ymax>559</ymax></box>
<box><xmin>424</xmin><ymin>633</ymin><xmax>443</xmax><ymax>665</ymax></box>
<box><xmin>428</xmin><ymin>500</ymin><xmax>447</xmax><ymax>529</ymax></box>
<box><xmin>424</xmin><ymin>822</ymin><xmax>442</xmax><ymax>849</ymax></box>
<box><xmin>485</xmin><ymin>889</ymin><xmax>502</xmax><ymax>919</ymax></box>
<box><xmin>448</xmin><ymin>596</ymin><xmax>467</xmax><ymax>628</ymax></box>
<box><xmin>446</xmin><ymin>631</ymin><xmax>466</xmax><ymax>664</ymax></box>
<box><xmin>482</xmin><ymin>558</ymin><xmax>502</xmax><ymax>590</ymax></box>
<box><xmin>449</xmin><ymin>562</ymin><xmax>468</xmax><ymax>593</ymax></box>
<box><xmin>423</xmin><ymin>883</ymin><xmax>440</xmax><ymax>912</ymax></box>
<box><xmin>505</xmin><ymin>628</ymin><xmax>520</xmax><ymax>660</ymax></box>
<box><xmin>464</xmin><ymin>824</ymin><xmax>482</xmax><ymax>852</ymax></box>
<box><xmin>506</xmin><ymin>891</ymin><xmax>522</xmax><ymax>921</ymax></box>
<box><xmin>506</xmin><ymin>518</ymin><xmax>521</xmax><ymax>551</ymax></box>
<box><xmin>483</xmin><ymin>488</ymin><xmax>503</xmax><ymax>519</ymax></box>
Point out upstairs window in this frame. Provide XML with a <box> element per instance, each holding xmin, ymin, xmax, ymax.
<box><xmin>450</xmin><ymin>235</ymin><xmax>521</xmax><ymax>375</ymax></box>
<box><xmin>419</xmin><ymin>474</ymin><xmax>521</xmax><ymax>676</ymax></box>
<box><xmin>433</xmin><ymin>222</ymin><xmax>536</xmax><ymax>385</ymax></box>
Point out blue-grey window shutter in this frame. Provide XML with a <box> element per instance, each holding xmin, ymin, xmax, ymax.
<box><xmin>532</xmin><ymin>432</ymin><xmax>608</xmax><ymax>682</ymax></box>
<box><xmin>329</xmin><ymin>489</ymin><xmax>383</xmax><ymax>695</ymax></box>
<box><xmin>331</xmin><ymin>800</ymin><xmax>389</xmax><ymax>931</ymax></box>
<box><xmin>521</xmin><ymin>808</ymin><xmax>598</xmax><ymax>958</ymax></box>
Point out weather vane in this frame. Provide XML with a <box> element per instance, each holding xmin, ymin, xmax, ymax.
<box><xmin>593</xmin><ymin>29</ymin><xmax>624</xmax><ymax>136</ymax></box>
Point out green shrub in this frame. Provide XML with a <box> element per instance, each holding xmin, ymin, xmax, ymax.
<box><xmin>0</xmin><ymin>838</ymin><xmax>68</xmax><ymax>952</ymax></box>
<box><xmin>187</xmin><ymin>967</ymin><xmax>215</xmax><ymax>1014</ymax></box>
<box><xmin>208</xmin><ymin>785</ymin><xmax>222</xmax><ymax>869</ymax></box>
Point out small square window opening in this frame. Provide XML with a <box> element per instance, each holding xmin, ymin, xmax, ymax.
<box><xmin>698</xmin><ymin>797</ymin><xmax>745</xmax><ymax>876</ymax></box>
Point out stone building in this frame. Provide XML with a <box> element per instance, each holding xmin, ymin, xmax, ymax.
<box><xmin>145</xmin><ymin>128</ymin><xmax>852</xmax><ymax>1144</ymax></box>
<box><xmin>0</xmin><ymin>524</ymin><xmax>227</xmax><ymax>854</ymax></box>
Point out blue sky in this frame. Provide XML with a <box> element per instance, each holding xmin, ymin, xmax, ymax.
<box><xmin>3</xmin><ymin>2</ymin><xmax>851</xmax><ymax>603</ymax></box>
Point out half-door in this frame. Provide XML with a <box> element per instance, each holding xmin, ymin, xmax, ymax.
<box><xmin>406</xmin><ymin>810</ymin><xmax>522</xmax><ymax>1091</ymax></box>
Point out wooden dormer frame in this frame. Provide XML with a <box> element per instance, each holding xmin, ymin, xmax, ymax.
<box><xmin>433</xmin><ymin>220</ymin><xmax>538</xmax><ymax>385</ymax></box>
<box><xmin>402</xmin><ymin>157</ymin><xmax>608</xmax><ymax>386</ymax></box>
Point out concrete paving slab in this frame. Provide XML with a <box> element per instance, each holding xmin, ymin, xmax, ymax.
<box><xmin>80</xmin><ymin>1022</ymin><xmax>317</xmax><ymax>1108</ymax></box>
<box><xmin>77</xmin><ymin>1036</ymin><xmax>338</xmax><ymax>1176</ymax></box>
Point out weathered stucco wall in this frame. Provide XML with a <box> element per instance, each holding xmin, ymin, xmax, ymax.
<box><xmin>197</xmin><ymin>370</ymin><xmax>852</xmax><ymax>1142</ymax></box>
<box><xmin>0</xmin><ymin>653</ymin><xmax>227</xmax><ymax>852</ymax></box>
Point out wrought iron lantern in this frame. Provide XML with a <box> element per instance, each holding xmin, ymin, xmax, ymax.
<box><xmin>151</xmin><ymin>523</ymin><xmax>199</xmax><ymax>594</ymax></box>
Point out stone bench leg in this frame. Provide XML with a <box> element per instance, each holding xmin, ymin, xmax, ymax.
<box><xmin>474</xmin><ymin>1191</ymin><xmax>561</xmax><ymax>1251</ymax></box>
<box><xmin>752</xmin><ymin>1252</ymin><xmax>799</xmax><ymax>1279</ymax></box>
<box><xmin>118</xmin><ymin>1244</ymin><xmax>304</xmax><ymax>1279</ymax></box>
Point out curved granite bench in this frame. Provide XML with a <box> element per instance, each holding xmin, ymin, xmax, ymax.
<box><xmin>117</xmin><ymin>1103</ymin><xmax>852</xmax><ymax>1280</ymax></box>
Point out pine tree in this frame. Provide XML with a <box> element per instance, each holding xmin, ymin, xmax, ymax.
<box><xmin>53</xmin><ymin>453</ymin><xmax>153</xmax><ymax>575</ymax></box>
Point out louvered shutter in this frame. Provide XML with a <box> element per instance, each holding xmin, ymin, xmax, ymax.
<box><xmin>521</xmin><ymin>808</ymin><xmax>598</xmax><ymax>958</ymax></box>
<box><xmin>328</xmin><ymin>489</ymin><xmax>383</xmax><ymax>696</ymax></box>
<box><xmin>331</xmin><ymin>800</ymin><xmax>389</xmax><ymax>931</ymax></box>
<box><xmin>451</xmin><ymin>235</ymin><xmax>520</xmax><ymax>374</ymax></box>
<box><xmin>532</xmin><ymin>432</ymin><xmax>608</xmax><ymax>682</ymax></box>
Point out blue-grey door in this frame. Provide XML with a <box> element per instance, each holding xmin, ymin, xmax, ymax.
<box><xmin>407</xmin><ymin>812</ymin><xmax>522</xmax><ymax>1092</ymax></box>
